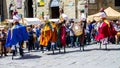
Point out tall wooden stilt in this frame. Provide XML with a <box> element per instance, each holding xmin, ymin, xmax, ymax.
<box><xmin>42</xmin><ymin>49</ymin><xmax>44</xmax><ymax>53</ymax></box>
<box><xmin>80</xmin><ymin>45</ymin><xmax>81</xmax><ymax>51</ymax></box>
<box><xmin>105</xmin><ymin>44</ymin><xmax>107</xmax><ymax>50</ymax></box>
<box><xmin>52</xmin><ymin>45</ymin><xmax>54</xmax><ymax>54</ymax></box>
<box><xmin>83</xmin><ymin>45</ymin><xmax>84</xmax><ymax>51</ymax></box>
<box><xmin>41</xmin><ymin>46</ymin><xmax>44</xmax><ymax>53</ymax></box>
<box><xmin>12</xmin><ymin>50</ymin><xmax>16</xmax><ymax>60</ymax></box>
<box><xmin>64</xmin><ymin>46</ymin><xmax>66</xmax><ymax>53</ymax></box>
<box><xmin>59</xmin><ymin>47</ymin><xmax>61</xmax><ymax>53</ymax></box>
<box><xmin>100</xmin><ymin>41</ymin><xmax>102</xmax><ymax>49</ymax></box>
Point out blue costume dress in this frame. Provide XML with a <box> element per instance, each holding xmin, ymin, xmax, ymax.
<box><xmin>6</xmin><ymin>24</ymin><xmax>29</xmax><ymax>47</ymax></box>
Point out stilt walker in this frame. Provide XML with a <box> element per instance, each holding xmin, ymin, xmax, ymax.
<box><xmin>59</xmin><ymin>8</ymin><xmax>68</xmax><ymax>53</ymax></box>
<box><xmin>95</xmin><ymin>8</ymin><xmax>117</xmax><ymax>50</ymax></box>
<box><xmin>5</xmin><ymin>11</ymin><xmax>29</xmax><ymax>59</ymax></box>
<box><xmin>40</xmin><ymin>15</ymin><xmax>54</xmax><ymax>53</ymax></box>
<box><xmin>80</xmin><ymin>10</ymin><xmax>87</xmax><ymax>51</ymax></box>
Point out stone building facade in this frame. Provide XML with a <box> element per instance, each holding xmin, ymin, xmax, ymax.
<box><xmin>2</xmin><ymin>0</ymin><xmax>120</xmax><ymax>21</ymax></box>
<box><xmin>4</xmin><ymin>0</ymin><xmax>87</xmax><ymax>20</ymax></box>
<box><xmin>88</xmin><ymin>0</ymin><xmax>120</xmax><ymax>15</ymax></box>
<box><xmin>0</xmin><ymin>0</ymin><xmax>8</xmax><ymax>21</ymax></box>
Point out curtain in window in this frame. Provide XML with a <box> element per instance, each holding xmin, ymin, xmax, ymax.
<box><xmin>17</xmin><ymin>0</ymin><xmax>22</xmax><ymax>9</ymax></box>
<box><xmin>89</xmin><ymin>0</ymin><xmax>95</xmax><ymax>3</ymax></box>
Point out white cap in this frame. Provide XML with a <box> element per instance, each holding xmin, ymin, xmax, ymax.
<box><xmin>44</xmin><ymin>15</ymin><xmax>49</xmax><ymax>20</ymax></box>
<box><xmin>81</xmin><ymin>13</ymin><xmax>86</xmax><ymax>21</ymax></box>
<box><xmin>61</xmin><ymin>13</ymin><xmax>68</xmax><ymax>21</ymax></box>
<box><xmin>99</xmin><ymin>12</ymin><xmax>107</xmax><ymax>18</ymax></box>
<box><xmin>13</xmin><ymin>15</ymin><xmax>21</xmax><ymax>22</ymax></box>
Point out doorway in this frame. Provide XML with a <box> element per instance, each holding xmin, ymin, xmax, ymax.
<box><xmin>28</xmin><ymin>0</ymin><xmax>33</xmax><ymax>17</ymax></box>
<box><xmin>24</xmin><ymin>0</ymin><xmax>33</xmax><ymax>17</ymax></box>
<box><xmin>51</xmin><ymin>7</ymin><xmax>59</xmax><ymax>18</ymax></box>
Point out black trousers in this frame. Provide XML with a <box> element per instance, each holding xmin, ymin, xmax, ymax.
<box><xmin>12</xmin><ymin>41</ymin><xmax>24</xmax><ymax>57</ymax></box>
<box><xmin>28</xmin><ymin>41</ymin><xmax>34</xmax><ymax>51</ymax></box>
<box><xmin>1</xmin><ymin>44</ymin><xmax>7</xmax><ymax>56</ymax></box>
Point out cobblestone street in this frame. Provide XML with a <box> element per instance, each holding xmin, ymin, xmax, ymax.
<box><xmin>0</xmin><ymin>44</ymin><xmax>120</xmax><ymax>68</ymax></box>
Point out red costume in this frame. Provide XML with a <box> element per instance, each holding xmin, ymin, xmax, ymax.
<box><xmin>95</xmin><ymin>9</ymin><xmax>117</xmax><ymax>43</ymax></box>
<box><xmin>95</xmin><ymin>19</ymin><xmax>117</xmax><ymax>41</ymax></box>
<box><xmin>60</xmin><ymin>25</ymin><xmax>66</xmax><ymax>46</ymax></box>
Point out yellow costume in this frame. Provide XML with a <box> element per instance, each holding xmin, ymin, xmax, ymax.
<box><xmin>40</xmin><ymin>21</ymin><xmax>57</xmax><ymax>46</ymax></box>
<box><xmin>50</xmin><ymin>22</ymin><xmax>57</xmax><ymax>42</ymax></box>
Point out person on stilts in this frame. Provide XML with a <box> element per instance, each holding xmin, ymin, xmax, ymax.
<box><xmin>80</xmin><ymin>10</ymin><xmax>87</xmax><ymax>51</ymax></box>
<box><xmin>95</xmin><ymin>8</ymin><xmax>117</xmax><ymax>50</ymax></box>
<box><xmin>59</xmin><ymin>8</ymin><xmax>68</xmax><ymax>53</ymax></box>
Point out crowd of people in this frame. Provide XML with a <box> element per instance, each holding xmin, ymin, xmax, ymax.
<box><xmin>0</xmin><ymin>8</ymin><xmax>120</xmax><ymax>59</ymax></box>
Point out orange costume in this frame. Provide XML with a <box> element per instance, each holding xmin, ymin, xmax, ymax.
<box><xmin>50</xmin><ymin>22</ymin><xmax>57</xmax><ymax>42</ymax></box>
<box><xmin>40</xmin><ymin>21</ymin><xmax>57</xmax><ymax>46</ymax></box>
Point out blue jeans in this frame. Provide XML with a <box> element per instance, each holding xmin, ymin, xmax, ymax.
<box><xmin>70</xmin><ymin>36</ymin><xmax>74</xmax><ymax>47</ymax></box>
<box><xmin>75</xmin><ymin>36</ymin><xmax>80</xmax><ymax>47</ymax></box>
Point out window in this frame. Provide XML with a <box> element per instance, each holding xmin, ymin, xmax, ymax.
<box><xmin>115</xmin><ymin>0</ymin><xmax>120</xmax><ymax>6</ymax></box>
<box><xmin>89</xmin><ymin>0</ymin><xmax>95</xmax><ymax>3</ymax></box>
<box><xmin>50</xmin><ymin>0</ymin><xmax>59</xmax><ymax>7</ymax></box>
<box><xmin>17</xmin><ymin>0</ymin><xmax>22</xmax><ymax>9</ymax></box>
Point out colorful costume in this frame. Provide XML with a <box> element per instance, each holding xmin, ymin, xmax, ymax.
<box><xmin>6</xmin><ymin>24</ymin><xmax>29</xmax><ymax>47</ymax></box>
<box><xmin>40</xmin><ymin>21</ymin><xmax>52</xmax><ymax>46</ymax></box>
<box><xmin>58</xmin><ymin>14</ymin><xmax>67</xmax><ymax>47</ymax></box>
<box><xmin>40</xmin><ymin>19</ymin><xmax>58</xmax><ymax>46</ymax></box>
<box><xmin>95</xmin><ymin>11</ymin><xmax>117</xmax><ymax>44</ymax></box>
<box><xmin>60</xmin><ymin>25</ymin><xmax>66</xmax><ymax>46</ymax></box>
<box><xmin>50</xmin><ymin>22</ymin><xmax>57</xmax><ymax>43</ymax></box>
<box><xmin>95</xmin><ymin>19</ymin><xmax>117</xmax><ymax>41</ymax></box>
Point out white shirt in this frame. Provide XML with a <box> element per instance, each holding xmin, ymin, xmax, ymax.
<box><xmin>81</xmin><ymin>13</ymin><xmax>86</xmax><ymax>21</ymax></box>
<box><xmin>69</xmin><ymin>24</ymin><xmax>74</xmax><ymax>36</ymax></box>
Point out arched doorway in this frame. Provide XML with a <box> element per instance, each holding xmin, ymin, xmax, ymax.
<box><xmin>50</xmin><ymin>0</ymin><xmax>60</xmax><ymax>18</ymax></box>
<box><xmin>51</xmin><ymin>7</ymin><xmax>59</xmax><ymax>18</ymax></box>
<box><xmin>24</xmin><ymin>0</ymin><xmax>33</xmax><ymax>17</ymax></box>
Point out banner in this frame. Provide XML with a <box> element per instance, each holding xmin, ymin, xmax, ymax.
<box><xmin>38</xmin><ymin>0</ymin><xmax>45</xmax><ymax>7</ymax></box>
<box><xmin>17</xmin><ymin>0</ymin><xmax>22</xmax><ymax>9</ymax></box>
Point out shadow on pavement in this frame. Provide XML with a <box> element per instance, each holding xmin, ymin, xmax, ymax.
<box><xmin>46</xmin><ymin>51</ymin><xmax>72</xmax><ymax>55</ymax></box>
<box><xmin>78</xmin><ymin>48</ymin><xmax>120</xmax><ymax>52</ymax></box>
<box><xmin>15</xmin><ymin>54</ymin><xmax>42</xmax><ymax>60</ymax></box>
<box><xmin>46</xmin><ymin>47</ymin><xmax>120</xmax><ymax>55</ymax></box>
<box><xmin>46</xmin><ymin>49</ymin><xmax>83</xmax><ymax>55</ymax></box>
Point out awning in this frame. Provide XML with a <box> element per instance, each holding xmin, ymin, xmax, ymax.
<box><xmin>50</xmin><ymin>0</ymin><xmax>59</xmax><ymax>7</ymax></box>
<box><xmin>87</xmin><ymin>7</ymin><xmax>120</xmax><ymax>23</ymax></box>
<box><xmin>6</xmin><ymin>19</ymin><xmax>14</xmax><ymax>23</ymax></box>
<box><xmin>6</xmin><ymin>18</ymin><xmax>41</xmax><ymax>25</ymax></box>
<box><xmin>49</xmin><ymin>19</ymin><xmax>59</xmax><ymax>22</ymax></box>
<box><xmin>23</xmin><ymin>18</ymin><xmax>41</xmax><ymax>25</ymax></box>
